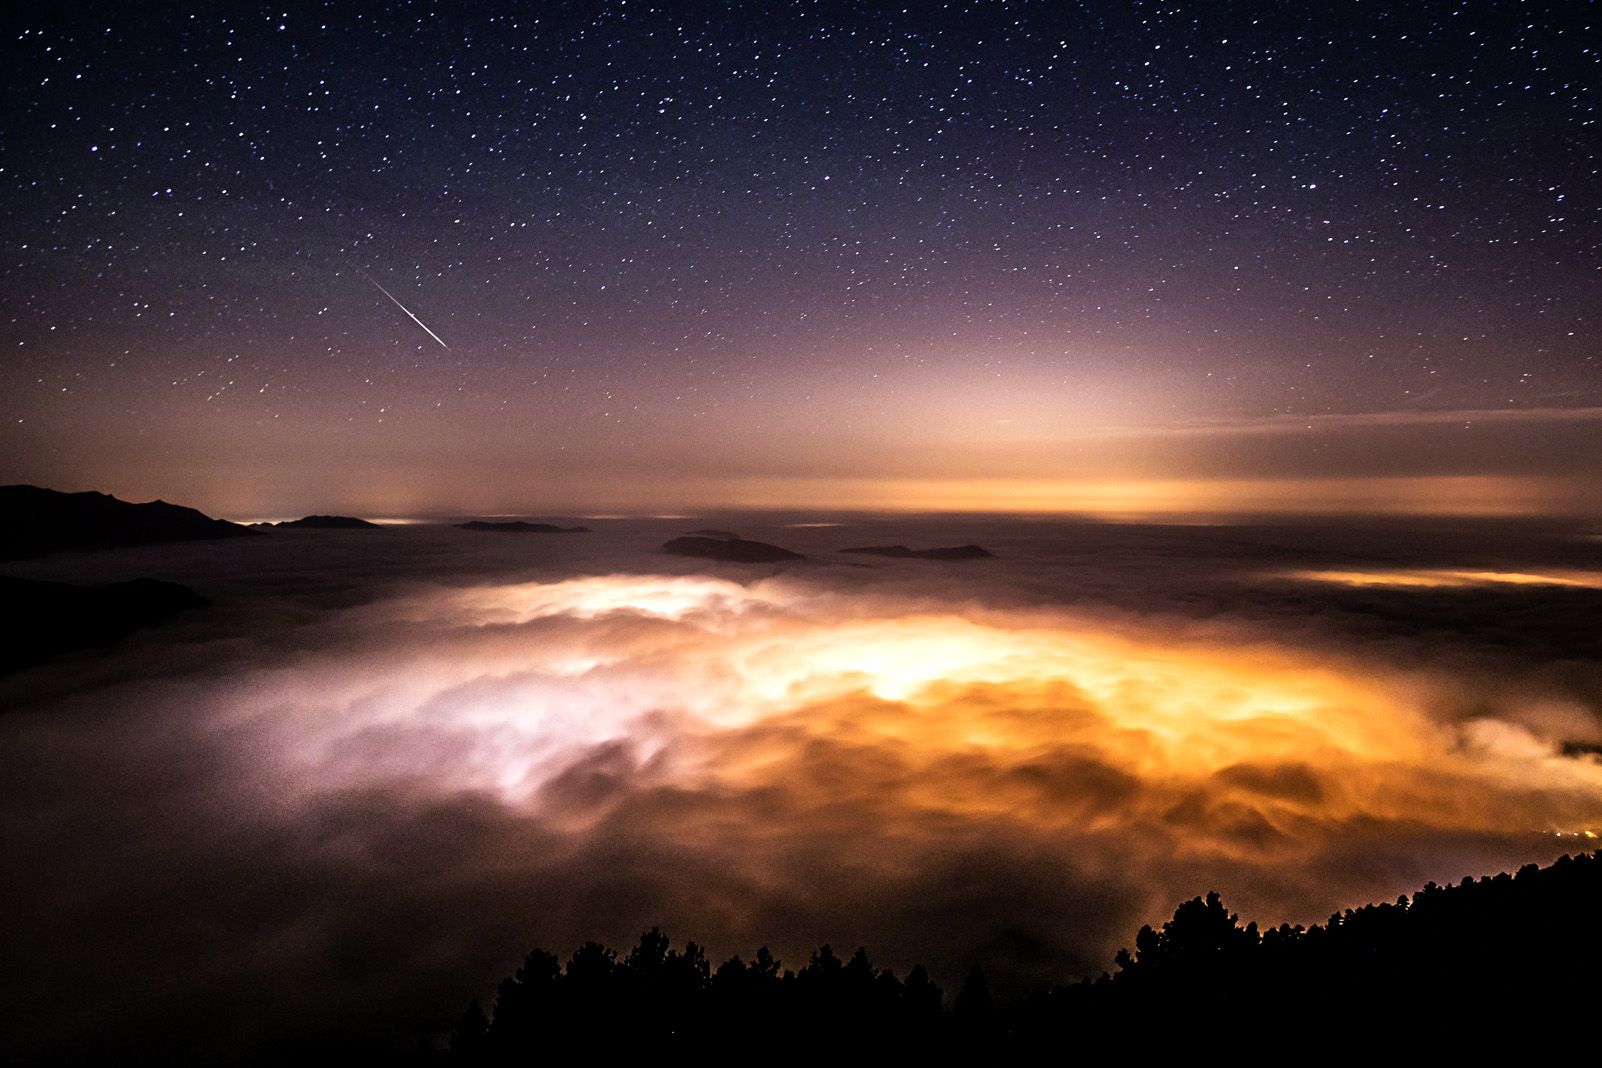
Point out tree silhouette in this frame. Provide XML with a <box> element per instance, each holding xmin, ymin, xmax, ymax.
<box><xmin>438</xmin><ymin>850</ymin><xmax>1602</xmax><ymax>1060</ymax></box>
<box><xmin>446</xmin><ymin>999</ymin><xmax>487</xmax><ymax>1062</ymax></box>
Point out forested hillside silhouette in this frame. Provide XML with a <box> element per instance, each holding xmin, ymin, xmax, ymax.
<box><xmin>429</xmin><ymin>850</ymin><xmax>1601</xmax><ymax>1060</ymax></box>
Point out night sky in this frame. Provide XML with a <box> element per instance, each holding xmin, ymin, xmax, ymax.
<box><xmin>3</xmin><ymin>2</ymin><xmax>1599</xmax><ymax>514</ymax></box>
<box><xmin>6</xmin><ymin>7</ymin><xmax>1602</xmax><ymax>1059</ymax></box>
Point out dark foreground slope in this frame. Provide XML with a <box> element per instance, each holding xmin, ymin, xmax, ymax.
<box><xmin>1015</xmin><ymin>849</ymin><xmax>1602</xmax><ymax>1051</ymax></box>
<box><xmin>0</xmin><ymin>485</ymin><xmax>257</xmax><ymax>559</ymax></box>
<box><xmin>431</xmin><ymin>851</ymin><xmax>1602</xmax><ymax>1061</ymax></box>
<box><xmin>0</xmin><ymin>575</ymin><xmax>207</xmax><ymax>674</ymax></box>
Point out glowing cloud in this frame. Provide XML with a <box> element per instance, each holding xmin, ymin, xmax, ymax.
<box><xmin>6</xmin><ymin>541</ymin><xmax>1601</xmax><ymax>1054</ymax></box>
<box><xmin>1282</xmin><ymin>569</ymin><xmax>1602</xmax><ymax>590</ymax></box>
<box><xmin>262</xmin><ymin>573</ymin><xmax>1602</xmax><ymax>852</ymax></box>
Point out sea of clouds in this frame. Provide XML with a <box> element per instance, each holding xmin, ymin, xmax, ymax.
<box><xmin>2</xmin><ymin>515</ymin><xmax>1600</xmax><ymax>1059</ymax></box>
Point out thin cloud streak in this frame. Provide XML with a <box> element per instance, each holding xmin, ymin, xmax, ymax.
<box><xmin>1083</xmin><ymin>405</ymin><xmax>1602</xmax><ymax>439</ymax></box>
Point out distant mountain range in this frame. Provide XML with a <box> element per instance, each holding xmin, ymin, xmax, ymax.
<box><xmin>255</xmin><ymin>515</ymin><xmax>380</xmax><ymax>529</ymax></box>
<box><xmin>0</xmin><ymin>485</ymin><xmax>258</xmax><ymax>560</ymax></box>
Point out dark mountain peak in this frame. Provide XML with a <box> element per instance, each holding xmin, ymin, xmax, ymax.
<box><xmin>684</xmin><ymin>529</ymin><xmax>741</xmax><ymax>540</ymax></box>
<box><xmin>0</xmin><ymin>484</ymin><xmax>259</xmax><ymax>560</ymax></box>
<box><xmin>266</xmin><ymin>515</ymin><xmax>381</xmax><ymax>529</ymax></box>
<box><xmin>662</xmin><ymin>536</ymin><xmax>805</xmax><ymax>563</ymax></box>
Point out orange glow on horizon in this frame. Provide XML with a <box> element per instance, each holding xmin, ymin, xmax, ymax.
<box><xmin>226</xmin><ymin>473</ymin><xmax>1580</xmax><ymax>524</ymax></box>
<box><xmin>695</xmin><ymin>475</ymin><xmax>1586</xmax><ymax>518</ymax></box>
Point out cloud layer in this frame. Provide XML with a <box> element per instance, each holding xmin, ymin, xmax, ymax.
<box><xmin>2</xmin><ymin>518</ymin><xmax>1599</xmax><ymax>1058</ymax></box>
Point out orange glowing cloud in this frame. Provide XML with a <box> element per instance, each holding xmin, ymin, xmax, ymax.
<box><xmin>276</xmin><ymin>574</ymin><xmax>1602</xmax><ymax>859</ymax></box>
<box><xmin>6</xmin><ymin>554</ymin><xmax>1601</xmax><ymax>1035</ymax></box>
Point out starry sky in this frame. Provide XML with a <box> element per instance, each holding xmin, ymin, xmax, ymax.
<box><xmin>4</xmin><ymin>2</ymin><xmax>1599</xmax><ymax>518</ymax></box>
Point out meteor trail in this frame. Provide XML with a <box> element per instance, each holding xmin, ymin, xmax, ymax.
<box><xmin>363</xmin><ymin>272</ymin><xmax>451</xmax><ymax>350</ymax></box>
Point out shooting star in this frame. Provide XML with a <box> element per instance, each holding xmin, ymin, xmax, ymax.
<box><xmin>363</xmin><ymin>272</ymin><xmax>451</xmax><ymax>350</ymax></box>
